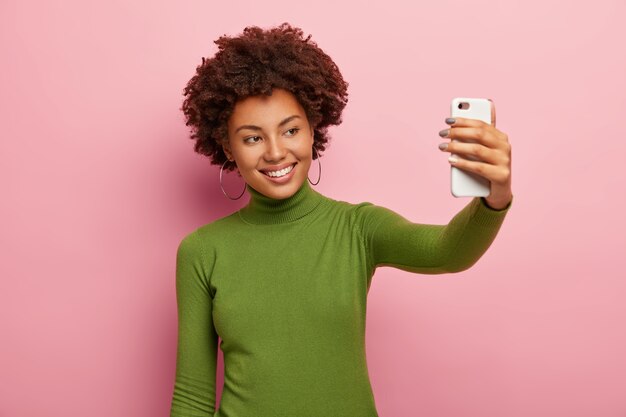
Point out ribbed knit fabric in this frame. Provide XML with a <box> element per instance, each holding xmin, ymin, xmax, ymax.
<box><xmin>170</xmin><ymin>180</ymin><xmax>512</xmax><ymax>417</ymax></box>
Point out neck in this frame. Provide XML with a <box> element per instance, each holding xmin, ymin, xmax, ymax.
<box><xmin>238</xmin><ymin>180</ymin><xmax>326</xmax><ymax>225</ymax></box>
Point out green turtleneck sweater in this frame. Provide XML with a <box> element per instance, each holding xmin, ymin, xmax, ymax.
<box><xmin>170</xmin><ymin>180</ymin><xmax>511</xmax><ymax>417</ymax></box>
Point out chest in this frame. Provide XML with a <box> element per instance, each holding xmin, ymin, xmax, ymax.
<box><xmin>209</xmin><ymin>223</ymin><xmax>372</xmax><ymax>348</ymax></box>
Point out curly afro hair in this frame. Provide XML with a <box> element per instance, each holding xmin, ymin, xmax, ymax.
<box><xmin>181</xmin><ymin>22</ymin><xmax>349</xmax><ymax>172</ymax></box>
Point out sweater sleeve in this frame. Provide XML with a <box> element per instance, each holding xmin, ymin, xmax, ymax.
<box><xmin>170</xmin><ymin>231</ymin><xmax>219</xmax><ymax>417</ymax></box>
<box><xmin>356</xmin><ymin>196</ymin><xmax>512</xmax><ymax>274</ymax></box>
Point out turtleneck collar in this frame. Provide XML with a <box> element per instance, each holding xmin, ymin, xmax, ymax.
<box><xmin>237</xmin><ymin>180</ymin><xmax>326</xmax><ymax>225</ymax></box>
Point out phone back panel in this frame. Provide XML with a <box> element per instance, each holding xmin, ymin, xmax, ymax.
<box><xmin>450</xmin><ymin>97</ymin><xmax>491</xmax><ymax>197</ymax></box>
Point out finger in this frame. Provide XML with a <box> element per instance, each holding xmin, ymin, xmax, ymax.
<box><xmin>487</xmin><ymin>98</ymin><xmax>496</xmax><ymax>127</ymax></box>
<box><xmin>448</xmin><ymin>155</ymin><xmax>509</xmax><ymax>185</ymax></box>
<box><xmin>445</xmin><ymin>117</ymin><xmax>489</xmax><ymax>128</ymax></box>
<box><xmin>440</xmin><ymin>126</ymin><xmax>499</xmax><ymax>149</ymax></box>
<box><xmin>442</xmin><ymin>141</ymin><xmax>501</xmax><ymax>165</ymax></box>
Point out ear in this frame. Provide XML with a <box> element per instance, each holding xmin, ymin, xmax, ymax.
<box><xmin>221</xmin><ymin>140</ymin><xmax>233</xmax><ymax>160</ymax></box>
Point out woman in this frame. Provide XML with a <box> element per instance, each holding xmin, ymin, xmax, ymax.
<box><xmin>170</xmin><ymin>23</ymin><xmax>512</xmax><ymax>417</ymax></box>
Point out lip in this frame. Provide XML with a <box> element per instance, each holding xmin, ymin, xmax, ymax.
<box><xmin>259</xmin><ymin>162</ymin><xmax>297</xmax><ymax>184</ymax></box>
<box><xmin>259</xmin><ymin>162</ymin><xmax>297</xmax><ymax>173</ymax></box>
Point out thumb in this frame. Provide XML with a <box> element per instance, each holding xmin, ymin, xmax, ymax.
<box><xmin>488</xmin><ymin>98</ymin><xmax>496</xmax><ymax>127</ymax></box>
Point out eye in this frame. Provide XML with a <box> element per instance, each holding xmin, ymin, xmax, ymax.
<box><xmin>285</xmin><ymin>127</ymin><xmax>300</xmax><ymax>136</ymax></box>
<box><xmin>244</xmin><ymin>136</ymin><xmax>261</xmax><ymax>144</ymax></box>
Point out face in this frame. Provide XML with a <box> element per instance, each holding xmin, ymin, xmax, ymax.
<box><xmin>223</xmin><ymin>88</ymin><xmax>315</xmax><ymax>200</ymax></box>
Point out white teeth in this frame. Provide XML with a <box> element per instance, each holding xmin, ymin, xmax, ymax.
<box><xmin>265</xmin><ymin>164</ymin><xmax>294</xmax><ymax>178</ymax></box>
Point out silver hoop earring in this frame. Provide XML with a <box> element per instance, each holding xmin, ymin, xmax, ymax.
<box><xmin>220</xmin><ymin>159</ymin><xmax>246</xmax><ymax>200</ymax></box>
<box><xmin>308</xmin><ymin>147</ymin><xmax>321</xmax><ymax>185</ymax></box>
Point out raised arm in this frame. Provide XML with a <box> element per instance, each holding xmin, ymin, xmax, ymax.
<box><xmin>365</xmin><ymin>100</ymin><xmax>513</xmax><ymax>273</ymax></box>
<box><xmin>170</xmin><ymin>231</ymin><xmax>219</xmax><ymax>416</ymax></box>
<box><xmin>356</xmin><ymin>196</ymin><xmax>511</xmax><ymax>274</ymax></box>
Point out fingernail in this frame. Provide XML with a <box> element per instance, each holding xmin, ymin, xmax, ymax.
<box><xmin>438</xmin><ymin>129</ymin><xmax>449</xmax><ymax>137</ymax></box>
<box><xmin>445</xmin><ymin>118</ymin><xmax>456</xmax><ymax>125</ymax></box>
<box><xmin>448</xmin><ymin>156</ymin><xmax>458</xmax><ymax>163</ymax></box>
<box><xmin>438</xmin><ymin>143</ymin><xmax>448</xmax><ymax>150</ymax></box>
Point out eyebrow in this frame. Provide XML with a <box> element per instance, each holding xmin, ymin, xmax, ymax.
<box><xmin>234</xmin><ymin>115</ymin><xmax>301</xmax><ymax>134</ymax></box>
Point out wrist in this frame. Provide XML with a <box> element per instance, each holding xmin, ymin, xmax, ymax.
<box><xmin>483</xmin><ymin>194</ymin><xmax>513</xmax><ymax>210</ymax></box>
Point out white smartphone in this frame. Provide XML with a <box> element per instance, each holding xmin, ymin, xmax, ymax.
<box><xmin>450</xmin><ymin>97</ymin><xmax>492</xmax><ymax>197</ymax></box>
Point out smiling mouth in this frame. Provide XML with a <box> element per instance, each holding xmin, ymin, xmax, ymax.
<box><xmin>260</xmin><ymin>163</ymin><xmax>297</xmax><ymax>178</ymax></box>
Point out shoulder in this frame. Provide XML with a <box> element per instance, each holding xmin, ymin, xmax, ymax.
<box><xmin>316</xmin><ymin>194</ymin><xmax>378</xmax><ymax>220</ymax></box>
<box><xmin>195</xmin><ymin>211</ymin><xmax>240</xmax><ymax>236</ymax></box>
<box><xmin>178</xmin><ymin>211</ymin><xmax>240</xmax><ymax>255</ymax></box>
<box><xmin>349</xmin><ymin>200</ymin><xmax>409</xmax><ymax>226</ymax></box>
<box><xmin>318</xmin><ymin>195</ymin><xmax>407</xmax><ymax>233</ymax></box>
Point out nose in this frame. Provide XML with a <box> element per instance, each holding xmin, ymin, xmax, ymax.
<box><xmin>263</xmin><ymin>136</ymin><xmax>287</xmax><ymax>162</ymax></box>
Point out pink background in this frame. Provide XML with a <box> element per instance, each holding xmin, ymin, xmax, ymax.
<box><xmin>1</xmin><ymin>1</ymin><xmax>625</xmax><ymax>416</ymax></box>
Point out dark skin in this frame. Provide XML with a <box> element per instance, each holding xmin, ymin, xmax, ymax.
<box><xmin>438</xmin><ymin>101</ymin><xmax>513</xmax><ymax>210</ymax></box>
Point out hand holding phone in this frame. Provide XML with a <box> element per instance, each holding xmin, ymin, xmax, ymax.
<box><xmin>449</xmin><ymin>98</ymin><xmax>491</xmax><ymax>197</ymax></box>
<box><xmin>439</xmin><ymin>97</ymin><xmax>513</xmax><ymax>209</ymax></box>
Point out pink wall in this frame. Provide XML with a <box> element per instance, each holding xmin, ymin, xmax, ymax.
<box><xmin>1</xmin><ymin>1</ymin><xmax>625</xmax><ymax>416</ymax></box>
